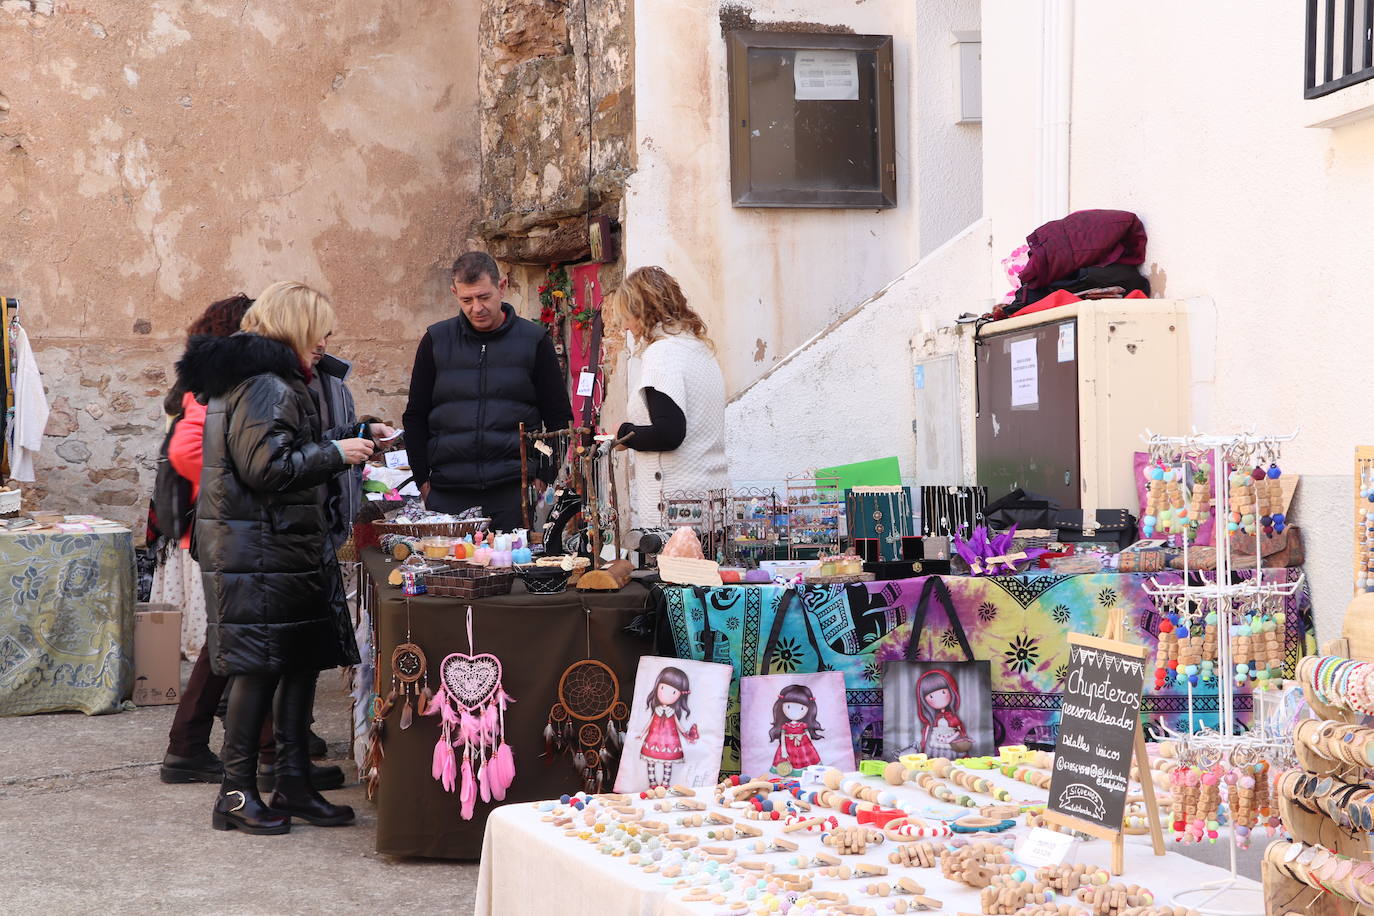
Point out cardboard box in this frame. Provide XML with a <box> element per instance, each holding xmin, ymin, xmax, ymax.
<box><xmin>133</xmin><ymin>604</ymin><xmax>183</xmax><ymax>706</ymax></box>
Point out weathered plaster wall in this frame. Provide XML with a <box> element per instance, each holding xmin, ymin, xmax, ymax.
<box><xmin>627</xmin><ymin>0</ymin><xmax>981</xmax><ymax>395</ymax></box>
<box><xmin>477</xmin><ymin>0</ymin><xmax>633</xmax><ymax>264</ymax></box>
<box><xmin>0</xmin><ymin>1</ymin><xmax>480</xmax><ymax>526</ymax></box>
<box><xmin>980</xmin><ymin>0</ymin><xmax>1373</xmax><ymax>640</ymax></box>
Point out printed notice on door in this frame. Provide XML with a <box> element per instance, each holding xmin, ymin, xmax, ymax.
<box><xmin>794</xmin><ymin>50</ymin><xmax>860</xmax><ymax>101</ymax></box>
<box><xmin>1009</xmin><ymin>337</ymin><xmax>1038</xmax><ymax>409</ymax></box>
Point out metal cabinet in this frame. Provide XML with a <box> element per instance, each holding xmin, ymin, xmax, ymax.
<box><xmin>974</xmin><ymin>300</ymin><xmax>1190</xmax><ymax>515</ymax></box>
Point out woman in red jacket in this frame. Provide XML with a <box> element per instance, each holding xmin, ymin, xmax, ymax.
<box><xmin>155</xmin><ymin>296</ymin><xmax>292</xmax><ymax>785</ymax></box>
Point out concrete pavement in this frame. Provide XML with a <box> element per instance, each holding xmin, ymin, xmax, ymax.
<box><xmin>0</xmin><ymin>666</ymin><xmax>478</xmax><ymax>915</ymax></box>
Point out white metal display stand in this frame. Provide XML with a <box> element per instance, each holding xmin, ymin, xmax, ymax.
<box><xmin>1140</xmin><ymin>430</ymin><xmax>1304</xmax><ymax>916</ymax></box>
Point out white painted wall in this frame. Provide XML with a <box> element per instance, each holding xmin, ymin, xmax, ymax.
<box><xmin>627</xmin><ymin>0</ymin><xmax>981</xmax><ymax>395</ymax></box>
<box><xmin>980</xmin><ymin>0</ymin><xmax>1374</xmax><ymax>640</ymax></box>
<box><xmin>727</xmin><ymin>220</ymin><xmax>993</xmax><ymax>491</ymax></box>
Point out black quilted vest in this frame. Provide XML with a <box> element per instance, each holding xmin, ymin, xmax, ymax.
<box><xmin>426</xmin><ymin>305</ymin><xmax>545</xmax><ymax>490</ymax></box>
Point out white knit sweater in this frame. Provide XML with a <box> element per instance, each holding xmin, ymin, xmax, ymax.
<box><xmin>625</xmin><ymin>332</ymin><xmax>728</xmax><ymax>528</ymax></box>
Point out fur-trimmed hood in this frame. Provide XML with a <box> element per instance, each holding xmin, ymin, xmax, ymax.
<box><xmin>175</xmin><ymin>332</ymin><xmax>304</xmax><ymax>400</ymax></box>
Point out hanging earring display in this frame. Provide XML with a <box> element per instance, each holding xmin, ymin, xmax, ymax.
<box><xmin>391</xmin><ymin>641</ymin><xmax>430</xmax><ymax>731</ymax></box>
<box><xmin>363</xmin><ymin>594</ymin><xmax>431</xmax><ymax>800</ymax></box>
<box><xmin>545</xmin><ymin>659</ymin><xmax>628</xmax><ymax>794</ymax></box>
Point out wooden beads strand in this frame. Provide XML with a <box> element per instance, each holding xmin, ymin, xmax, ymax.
<box><xmin>1073</xmin><ymin>883</ymin><xmax>1157</xmax><ymax>916</ymax></box>
<box><xmin>1016</xmin><ymin>905</ymin><xmax>1089</xmax><ymax>916</ymax></box>
<box><xmin>1035</xmin><ymin>864</ymin><xmax>1112</xmax><ymax>896</ymax></box>
<box><xmin>1001</xmin><ymin>761</ymin><xmax>1052</xmax><ymax>790</ymax></box>
<box><xmin>888</xmin><ymin>841</ymin><xmax>942</xmax><ymax>868</ymax></box>
<box><xmin>862</xmin><ymin>876</ymin><xmax>921</xmax><ymax>897</ymax></box>
<box><xmin>938</xmin><ymin>842</ymin><xmax>1012</xmax><ymax>888</ymax></box>
<box><xmin>979</xmin><ymin>876</ymin><xmax>1054</xmax><ymax>914</ymax></box>
<box><xmin>822</xmin><ymin>826</ymin><xmax>886</xmax><ymax>855</ymax></box>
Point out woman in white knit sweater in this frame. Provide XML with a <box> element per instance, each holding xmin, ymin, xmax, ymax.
<box><xmin>606</xmin><ymin>267</ymin><xmax>728</xmax><ymax>530</ymax></box>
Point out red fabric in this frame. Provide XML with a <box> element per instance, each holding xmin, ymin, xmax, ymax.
<box><xmin>168</xmin><ymin>392</ymin><xmax>206</xmax><ymax>549</ymax></box>
<box><xmin>1019</xmin><ymin>209</ymin><xmax>1148</xmax><ymax>289</ymax></box>
<box><xmin>1126</xmin><ymin>289</ymin><xmax>1148</xmax><ymax>299</ymax></box>
<box><xmin>1011</xmin><ymin>289</ymin><xmax>1082</xmax><ymax>317</ymax></box>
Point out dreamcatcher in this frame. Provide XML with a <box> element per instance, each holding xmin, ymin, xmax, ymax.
<box><xmin>544</xmin><ymin>659</ymin><xmax>628</xmax><ymax>793</ymax></box>
<box><xmin>427</xmin><ymin>606</ymin><xmax>516</xmax><ymax>819</ymax></box>
<box><xmin>363</xmin><ymin>595</ymin><xmax>432</xmax><ymax>800</ymax></box>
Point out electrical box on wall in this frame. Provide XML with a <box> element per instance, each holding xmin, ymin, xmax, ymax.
<box><xmin>953</xmin><ymin>31</ymin><xmax>981</xmax><ymax>124</ymax></box>
<box><xmin>974</xmin><ymin>300</ymin><xmax>1190</xmax><ymax>516</ymax></box>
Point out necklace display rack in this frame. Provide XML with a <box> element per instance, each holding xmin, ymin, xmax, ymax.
<box><xmin>1141</xmin><ymin>430</ymin><xmax>1304</xmax><ymax>916</ymax></box>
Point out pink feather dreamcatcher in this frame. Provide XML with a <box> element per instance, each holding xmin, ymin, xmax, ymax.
<box><xmin>426</xmin><ymin>606</ymin><xmax>516</xmax><ymax>818</ymax></box>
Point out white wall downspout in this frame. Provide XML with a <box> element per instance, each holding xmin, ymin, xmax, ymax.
<box><xmin>1035</xmin><ymin>0</ymin><xmax>1074</xmax><ymax>224</ymax></box>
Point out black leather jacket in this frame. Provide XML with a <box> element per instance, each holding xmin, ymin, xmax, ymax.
<box><xmin>178</xmin><ymin>333</ymin><xmax>360</xmax><ymax>676</ymax></box>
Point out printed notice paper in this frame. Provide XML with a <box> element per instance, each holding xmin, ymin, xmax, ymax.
<box><xmin>1010</xmin><ymin>337</ymin><xmax>1038</xmax><ymax>408</ymax></box>
<box><xmin>794</xmin><ymin>50</ymin><xmax>860</xmax><ymax>101</ymax></box>
<box><xmin>1058</xmin><ymin>322</ymin><xmax>1076</xmax><ymax>362</ymax></box>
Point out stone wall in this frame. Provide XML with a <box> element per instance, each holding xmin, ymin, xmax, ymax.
<box><xmin>0</xmin><ymin>1</ymin><xmax>482</xmax><ymax>530</ymax></box>
<box><xmin>476</xmin><ymin>0</ymin><xmax>634</xmax><ymax>264</ymax></box>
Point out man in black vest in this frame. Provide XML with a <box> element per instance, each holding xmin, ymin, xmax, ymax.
<box><xmin>403</xmin><ymin>252</ymin><xmax>573</xmax><ymax>530</ymax></box>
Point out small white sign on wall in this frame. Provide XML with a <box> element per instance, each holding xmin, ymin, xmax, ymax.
<box><xmin>1058</xmin><ymin>322</ymin><xmax>1076</xmax><ymax>362</ymax></box>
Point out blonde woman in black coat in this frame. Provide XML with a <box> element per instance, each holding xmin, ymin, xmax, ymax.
<box><xmin>178</xmin><ymin>281</ymin><xmax>373</xmax><ymax>835</ymax></box>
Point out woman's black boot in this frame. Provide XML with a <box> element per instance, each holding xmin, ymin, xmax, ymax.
<box><xmin>268</xmin><ymin>670</ymin><xmax>355</xmax><ymax>827</ymax></box>
<box><xmin>213</xmin><ymin>673</ymin><xmax>290</xmax><ymax>835</ymax></box>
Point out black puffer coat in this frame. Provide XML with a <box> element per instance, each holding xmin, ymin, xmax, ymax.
<box><xmin>177</xmin><ymin>333</ymin><xmax>360</xmax><ymax>676</ymax></box>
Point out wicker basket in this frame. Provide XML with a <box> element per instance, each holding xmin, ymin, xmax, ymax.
<box><xmin>423</xmin><ymin>564</ymin><xmax>515</xmax><ymax>599</ymax></box>
<box><xmin>515</xmin><ymin>565</ymin><xmax>572</xmax><ymax>595</ymax></box>
<box><xmin>374</xmin><ymin>518</ymin><xmax>489</xmax><ymax>540</ymax></box>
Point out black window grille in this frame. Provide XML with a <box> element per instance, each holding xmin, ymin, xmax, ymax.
<box><xmin>1306</xmin><ymin>0</ymin><xmax>1374</xmax><ymax>98</ymax></box>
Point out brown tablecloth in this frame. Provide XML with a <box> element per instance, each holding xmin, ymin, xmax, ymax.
<box><xmin>363</xmin><ymin>549</ymin><xmax>655</xmax><ymax>860</ymax></box>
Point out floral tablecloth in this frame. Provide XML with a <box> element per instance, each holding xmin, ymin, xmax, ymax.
<box><xmin>0</xmin><ymin>529</ymin><xmax>136</xmax><ymax>716</ymax></box>
<box><xmin>660</xmin><ymin>569</ymin><xmax>1314</xmax><ymax>772</ymax></box>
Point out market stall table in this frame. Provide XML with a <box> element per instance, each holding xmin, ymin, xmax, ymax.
<box><xmin>658</xmin><ymin>570</ymin><xmax>1314</xmax><ymax>769</ymax></box>
<box><xmin>363</xmin><ymin>548</ymin><xmax>656</xmax><ymax>859</ymax></box>
<box><xmin>0</xmin><ymin>526</ymin><xmax>136</xmax><ymax>716</ymax></box>
<box><xmin>474</xmin><ymin>763</ymin><xmax>1258</xmax><ymax>916</ymax></box>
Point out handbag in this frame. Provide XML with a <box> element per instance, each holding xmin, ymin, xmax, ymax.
<box><xmin>1055</xmin><ymin>508</ymin><xmax>1138</xmax><ymax>552</ymax></box>
<box><xmin>1230</xmin><ymin>527</ymin><xmax>1305</xmax><ymax>568</ymax></box>
<box><xmin>882</xmin><ymin>578</ymin><xmax>994</xmax><ymax>760</ymax></box>
<box><xmin>149</xmin><ymin>414</ymin><xmax>194</xmax><ymax>543</ymax></box>
<box><xmin>740</xmin><ymin>594</ymin><xmax>855</xmax><ymax>775</ymax></box>
<box><xmin>984</xmin><ymin>488</ymin><xmax>1060</xmax><ymax>531</ymax></box>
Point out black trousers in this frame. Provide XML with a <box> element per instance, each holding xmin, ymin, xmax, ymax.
<box><xmin>220</xmin><ymin>669</ymin><xmax>318</xmax><ymax>789</ymax></box>
<box><xmin>166</xmin><ymin>649</ymin><xmax>274</xmax><ymax>762</ymax></box>
<box><xmin>426</xmin><ymin>480</ymin><xmax>524</xmax><ymax>531</ymax></box>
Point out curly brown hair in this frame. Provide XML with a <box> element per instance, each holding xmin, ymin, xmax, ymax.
<box><xmin>604</xmin><ymin>266</ymin><xmax>712</xmax><ymax>349</ymax></box>
<box><xmin>187</xmin><ymin>294</ymin><xmax>253</xmax><ymax>337</ymax></box>
<box><xmin>165</xmin><ymin>294</ymin><xmax>255</xmax><ymax>415</ymax></box>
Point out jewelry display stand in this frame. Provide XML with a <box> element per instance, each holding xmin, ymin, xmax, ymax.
<box><xmin>1262</xmin><ymin>644</ymin><xmax>1374</xmax><ymax>916</ymax></box>
<box><xmin>1141</xmin><ymin>431</ymin><xmax>1305</xmax><ymax>916</ymax></box>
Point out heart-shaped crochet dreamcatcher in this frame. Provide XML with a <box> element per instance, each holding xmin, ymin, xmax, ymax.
<box><xmin>426</xmin><ymin>606</ymin><xmax>515</xmax><ymax>819</ymax></box>
<box><xmin>544</xmin><ymin>659</ymin><xmax>628</xmax><ymax>794</ymax></box>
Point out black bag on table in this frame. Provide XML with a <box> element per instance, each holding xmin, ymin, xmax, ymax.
<box><xmin>1054</xmin><ymin>508</ymin><xmax>1138</xmax><ymax>552</ymax></box>
<box><xmin>983</xmin><ymin>488</ymin><xmax>1060</xmax><ymax>531</ymax></box>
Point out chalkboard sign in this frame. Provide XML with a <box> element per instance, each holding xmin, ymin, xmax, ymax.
<box><xmin>1046</xmin><ymin>632</ymin><xmax>1148</xmax><ymax>837</ymax></box>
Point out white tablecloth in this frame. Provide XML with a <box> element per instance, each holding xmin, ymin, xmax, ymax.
<box><xmin>474</xmin><ymin>765</ymin><xmax>1260</xmax><ymax>916</ymax></box>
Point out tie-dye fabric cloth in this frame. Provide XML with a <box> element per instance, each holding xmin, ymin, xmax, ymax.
<box><xmin>661</xmin><ymin>569</ymin><xmax>1314</xmax><ymax>774</ymax></box>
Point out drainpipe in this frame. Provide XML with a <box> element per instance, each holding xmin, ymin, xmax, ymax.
<box><xmin>1035</xmin><ymin>0</ymin><xmax>1074</xmax><ymax>224</ymax></box>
